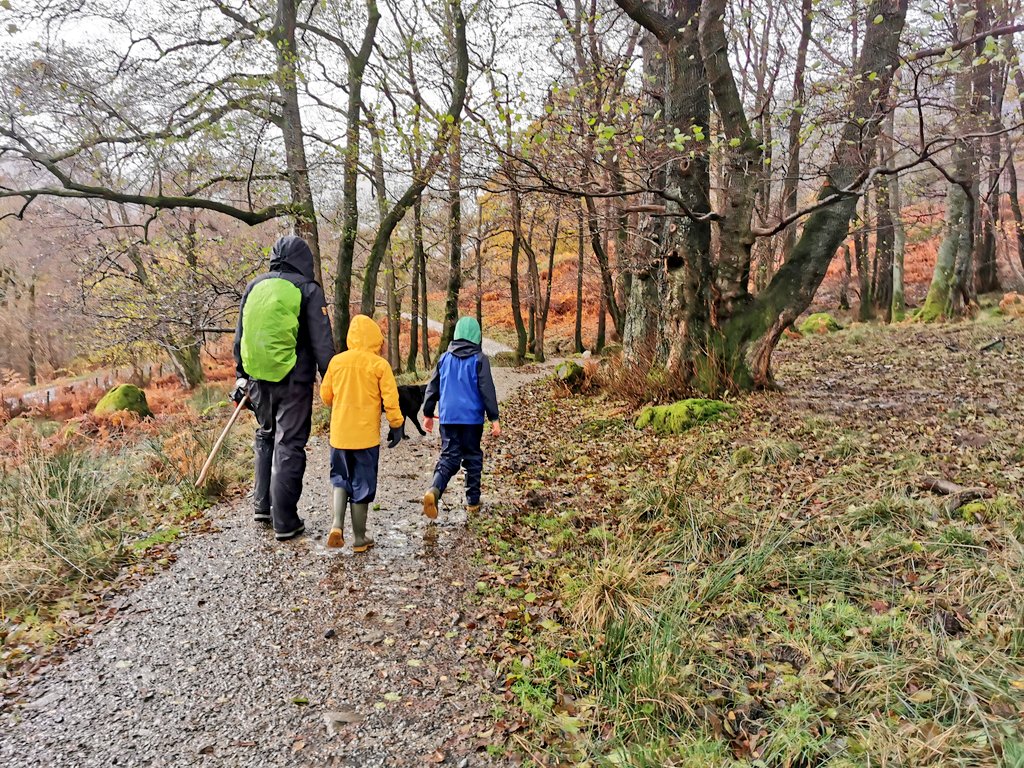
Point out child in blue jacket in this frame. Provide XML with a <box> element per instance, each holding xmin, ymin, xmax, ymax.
<box><xmin>422</xmin><ymin>316</ymin><xmax>501</xmax><ymax>517</ymax></box>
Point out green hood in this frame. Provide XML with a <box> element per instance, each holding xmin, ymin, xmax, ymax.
<box><xmin>453</xmin><ymin>316</ymin><xmax>481</xmax><ymax>345</ymax></box>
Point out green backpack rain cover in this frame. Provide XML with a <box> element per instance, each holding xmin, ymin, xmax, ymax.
<box><xmin>240</xmin><ymin>277</ymin><xmax>302</xmax><ymax>382</ymax></box>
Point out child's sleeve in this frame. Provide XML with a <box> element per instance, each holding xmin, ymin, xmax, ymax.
<box><xmin>477</xmin><ymin>354</ymin><xmax>500</xmax><ymax>422</ymax></box>
<box><xmin>319</xmin><ymin>359</ymin><xmax>335</xmax><ymax>406</ymax></box>
<box><xmin>422</xmin><ymin>356</ymin><xmax>442</xmax><ymax>418</ymax></box>
<box><xmin>378</xmin><ymin>363</ymin><xmax>404</xmax><ymax>428</ymax></box>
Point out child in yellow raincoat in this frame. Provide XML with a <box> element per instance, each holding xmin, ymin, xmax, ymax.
<box><xmin>320</xmin><ymin>315</ymin><xmax>406</xmax><ymax>552</ymax></box>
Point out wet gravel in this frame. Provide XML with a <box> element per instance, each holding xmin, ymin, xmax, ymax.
<box><xmin>0</xmin><ymin>365</ymin><xmax>547</xmax><ymax>767</ymax></box>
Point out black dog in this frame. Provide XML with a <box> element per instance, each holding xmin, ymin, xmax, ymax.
<box><xmin>397</xmin><ymin>384</ymin><xmax>427</xmax><ymax>437</ymax></box>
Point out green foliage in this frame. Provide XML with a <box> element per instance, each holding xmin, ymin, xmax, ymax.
<box><xmin>635</xmin><ymin>399</ymin><xmax>736</xmax><ymax>434</ymax></box>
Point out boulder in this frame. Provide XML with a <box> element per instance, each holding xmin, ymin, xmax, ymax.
<box><xmin>798</xmin><ymin>312</ymin><xmax>843</xmax><ymax>335</ymax></box>
<box><xmin>635</xmin><ymin>398</ymin><xmax>736</xmax><ymax>435</ymax></box>
<box><xmin>555</xmin><ymin>360</ymin><xmax>586</xmax><ymax>392</ymax></box>
<box><xmin>94</xmin><ymin>384</ymin><xmax>153</xmax><ymax>418</ymax></box>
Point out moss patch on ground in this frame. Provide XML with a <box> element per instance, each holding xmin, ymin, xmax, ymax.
<box><xmin>635</xmin><ymin>398</ymin><xmax>736</xmax><ymax>434</ymax></box>
<box><xmin>798</xmin><ymin>312</ymin><xmax>843</xmax><ymax>335</ymax></box>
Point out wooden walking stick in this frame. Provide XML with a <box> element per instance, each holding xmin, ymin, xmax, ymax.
<box><xmin>197</xmin><ymin>394</ymin><xmax>249</xmax><ymax>488</ymax></box>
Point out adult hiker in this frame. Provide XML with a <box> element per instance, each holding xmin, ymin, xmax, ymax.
<box><xmin>232</xmin><ymin>235</ymin><xmax>335</xmax><ymax>541</ymax></box>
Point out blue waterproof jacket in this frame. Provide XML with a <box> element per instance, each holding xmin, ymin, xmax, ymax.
<box><xmin>423</xmin><ymin>339</ymin><xmax>500</xmax><ymax>425</ymax></box>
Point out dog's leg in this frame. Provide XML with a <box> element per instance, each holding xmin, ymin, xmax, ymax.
<box><xmin>411</xmin><ymin>414</ymin><xmax>426</xmax><ymax>436</ymax></box>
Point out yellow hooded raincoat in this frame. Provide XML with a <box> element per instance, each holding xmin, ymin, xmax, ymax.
<box><xmin>320</xmin><ymin>315</ymin><xmax>404</xmax><ymax>450</ymax></box>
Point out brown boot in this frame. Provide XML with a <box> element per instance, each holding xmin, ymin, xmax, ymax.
<box><xmin>466</xmin><ymin>503</ymin><xmax>481</xmax><ymax>514</ymax></box>
<box><xmin>423</xmin><ymin>487</ymin><xmax>440</xmax><ymax>520</ymax></box>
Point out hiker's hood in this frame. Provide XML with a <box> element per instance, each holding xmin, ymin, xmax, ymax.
<box><xmin>270</xmin><ymin>235</ymin><xmax>315</xmax><ymax>281</ymax></box>
<box><xmin>448</xmin><ymin>338</ymin><xmax>481</xmax><ymax>358</ymax></box>
<box><xmin>347</xmin><ymin>314</ymin><xmax>384</xmax><ymax>354</ymax></box>
<box><xmin>453</xmin><ymin>316</ymin><xmax>482</xmax><ymax>345</ymax></box>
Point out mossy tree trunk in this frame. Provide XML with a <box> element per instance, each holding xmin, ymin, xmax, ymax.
<box><xmin>921</xmin><ymin>0</ymin><xmax>979</xmax><ymax>321</ymax></box>
<box><xmin>616</xmin><ymin>0</ymin><xmax>906</xmax><ymax>392</ymax></box>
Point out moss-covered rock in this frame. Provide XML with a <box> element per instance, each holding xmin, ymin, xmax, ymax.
<box><xmin>798</xmin><ymin>312</ymin><xmax>843</xmax><ymax>335</ymax></box>
<box><xmin>555</xmin><ymin>360</ymin><xmax>585</xmax><ymax>391</ymax></box>
<box><xmin>635</xmin><ymin>398</ymin><xmax>736</xmax><ymax>435</ymax></box>
<box><xmin>94</xmin><ymin>384</ymin><xmax>153</xmax><ymax>418</ymax></box>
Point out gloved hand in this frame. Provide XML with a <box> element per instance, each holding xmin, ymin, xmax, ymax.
<box><xmin>231</xmin><ymin>377</ymin><xmax>250</xmax><ymax>406</ymax></box>
<box><xmin>387</xmin><ymin>425</ymin><xmax>404</xmax><ymax>449</ymax></box>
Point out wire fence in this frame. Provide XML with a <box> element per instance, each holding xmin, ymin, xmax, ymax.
<box><xmin>1</xmin><ymin>363</ymin><xmax>166</xmax><ymax>418</ymax></box>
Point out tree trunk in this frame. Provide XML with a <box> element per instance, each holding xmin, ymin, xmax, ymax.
<box><xmin>439</xmin><ymin>129</ymin><xmax>462</xmax><ymax>353</ymax></box>
<box><xmin>475</xmin><ymin>203</ymin><xmax>484</xmax><ymax>329</ymax></box>
<box><xmin>838</xmin><ymin>244</ymin><xmax>852</xmax><ymax>311</ymax></box>
<box><xmin>365</xmin><ymin>0</ymin><xmax>467</xmax><ymax>352</ymax></box>
<box><xmin>273</xmin><ymin>0</ymin><xmax>322</xmax><ymax>284</ymax></box>
<box><xmin>781</xmin><ymin>0</ymin><xmax>813</xmax><ymax>259</ymax></box>
<box><xmin>575</xmin><ymin>201</ymin><xmax>585</xmax><ymax>354</ymax></box>
<box><xmin>406</xmin><ymin>199</ymin><xmax>424</xmax><ymax>372</ymax></box>
<box><xmin>1007</xmin><ymin>137</ymin><xmax>1024</xmax><ymax>271</ymax></box>
<box><xmin>333</xmin><ymin>0</ymin><xmax>380</xmax><ymax>349</ymax></box>
<box><xmin>921</xmin><ymin>0</ymin><xmax>979</xmax><ymax>320</ymax></box>
<box><xmin>534</xmin><ymin>209</ymin><xmax>560</xmax><ymax>363</ymax></box>
<box><xmin>856</xmin><ymin>195</ymin><xmax>874</xmax><ymax>321</ymax></box>
<box><xmin>510</xmin><ymin>189</ymin><xmax>528</xmax><ymax>363</ymax></box>
<box><xmin>420</xmin><ymin>235</ymin><xmax>430</xmax><ymax>370</ymax></box>
<box><xmin>873</xmin><ymin>173</ymin><xmax>894</xmax><ymax>321</ymax></box>
<box><xmin>27</xmin><ymin>277</ymin><xmax>37</xmax><ymax>386</ymax></box>
<box><xmin>889</xmin><ymin>170</ymin><xmax>907</xmax><ymax>319</ymax></box>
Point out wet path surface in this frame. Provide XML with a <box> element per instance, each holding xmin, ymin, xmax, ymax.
<box><xmin>0</xmin><ymin>364</ymin><xmax>547</xmax><ymax>767</ymax></box>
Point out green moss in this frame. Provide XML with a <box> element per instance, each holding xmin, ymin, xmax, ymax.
<box><xmin>798</xmin><ymin>312</ymin><xmax>843</xmax><ymax>335</ymax></box>
<box><xmin>94</xmin><ymin>384</ymin><xmax>153</xmax><ymax>418</ymax></box>
<box><xmin>959</xmin><ymin>501</ymin><xmax>987</xmax><ymax>522</ymax></box>
<box><xmin>555</xmin><ymin>360</ymin><xmax>585</xmax><ymax>391</ymax></box>
<box><xmin>635</xmin><ymin>399</ymin><xmax>736</xmax><ymax>435</ymax></box>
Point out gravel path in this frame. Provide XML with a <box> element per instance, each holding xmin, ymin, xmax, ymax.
<box><xmin>0</xmin><ymin>363</ymin><xmax>548</xmax><ymax>768</ymax></box>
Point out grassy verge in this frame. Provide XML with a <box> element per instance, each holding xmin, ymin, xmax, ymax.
<box><xmin>0</xmin><ymin>385</ymin><xmax>251</xmax><ymax>682</ymax></box>
<box><xmin>475</xmin><ymin>319</ymin><xmax>1024</xmax><ymax>766</ymax></box>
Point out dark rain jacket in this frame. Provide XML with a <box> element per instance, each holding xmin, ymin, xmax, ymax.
<box><xmin>423</xmin><ymin>339</ymin><xmax>500</xmax><ymax>425</ymax></box>
<box><xmin>233</xmin><ymin>236</ymin><xmax>335</xmax><ymax>384</ymax></box>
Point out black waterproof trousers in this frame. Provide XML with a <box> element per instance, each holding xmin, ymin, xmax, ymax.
<box><xmin>249</xmin><ymin>375</ymin><xmax>313</xmax><ymax>534</ymax></box>
<box><xmin>431</xmin><ymin>423</ymin><xmax>485</xmax><ymax>505</ymax></box>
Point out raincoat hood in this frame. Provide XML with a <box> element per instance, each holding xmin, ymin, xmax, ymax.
<box><xmin>347</xmin><ymin>314</ymin><xmax>384</xmax><ymax>354</ymax></box>
<box><xmin>453</xmin><ymin>316</ymin><xmax>482</xmax><ymax>344</ymax></box>
<box><xmin>448</xmin><ymin>338</ymin><xmax>481</xmax><ymax>358</ymax></box>
<box><xmin>269</xmin><ymin>235</ymin><xmax>315</xmax><ymax>281</ymax></box>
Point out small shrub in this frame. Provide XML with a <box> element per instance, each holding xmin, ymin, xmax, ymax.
<box><xmin>0</xmin><ymin>440</ymin><xmax>128</xmax><ymax>610</ymax></box>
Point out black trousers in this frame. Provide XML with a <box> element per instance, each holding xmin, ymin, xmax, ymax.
<box><xmin>249</xmin><ymin>375</ymin><xmax>313</xmax><ymax>533</ymax></box>
<box><xmin>432</xmin><ymin>423</ymin><xmax>485</xmax><ymax>505</ymax></box>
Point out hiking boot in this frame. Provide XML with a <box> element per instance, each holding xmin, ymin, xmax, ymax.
<box><xmin>351</xmin><ymin>503</ymin><xmax>374</xmax><ymax>553</ymax></box>
<box><xmin>466</xmin><ymin>503</ymin><xmax>481</xmax><ymax>515</ymax></box>
<box><xmin>423</xmin><ymin>487</ymin><xmax>440</xmax><ymax>520</ymax></box>
<box><xmin>327</xmin><ymin>487</ymin><xmax>347</xmax><ymax>549</ymax></box>
<box><xmin>275</xmin><ymin>520</ymin><xmax>305</xmax><ymax>541</ymax></box>
<box><xmin>254</xmin><ymin>509</ymin><xmax>272</xmax><ymax>525</ymax></box>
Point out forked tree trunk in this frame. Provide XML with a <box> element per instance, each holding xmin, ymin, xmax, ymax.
<box><xmin>333</xmin><ymin>0</ymin><xmax>380</xmax><ymax>349</ymax></box>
